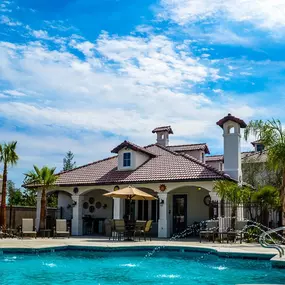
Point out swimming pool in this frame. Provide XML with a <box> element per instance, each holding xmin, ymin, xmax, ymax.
<box><xmin>1</xmin><ymin>248</ymin><xmax>284</xmax><ymax>285</ymax></box>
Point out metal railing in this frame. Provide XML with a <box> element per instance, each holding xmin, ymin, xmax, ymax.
<box><xmin>259</xmin><ymin>226</ymin><xmax>285</xmax><ymax>258</ymax></box>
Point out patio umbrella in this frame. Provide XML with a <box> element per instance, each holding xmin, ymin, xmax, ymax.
<box><xmin>103</xmin><ymin>186</ymin><xmax>157</xmax><ymax>220</ymax></box>
<box><xmin>103</xmin><ymin>185</ymin><xmax>157</xmax><ymax>201</ymax></box>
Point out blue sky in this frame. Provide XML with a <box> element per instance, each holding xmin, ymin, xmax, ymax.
<box><xmin>1</xmin><ymin>0</ymin><xmax>285</xmax><ymax>187</ymax></box>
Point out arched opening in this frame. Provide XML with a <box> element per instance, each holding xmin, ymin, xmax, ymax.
<box><xmin>45</xmin><ymin>190</ymin><xmax>73</xmax><ymax>230</ymax></box>
<box><xmin>227</xmin><ymin>125</ymin><xmax>235</xmax><ymax>134</ymax></box>
<box><xmin>80</xmin><ymin>189</ymin><xmax>112</xmax><ymax>235</ymax></box>
<box><xmin>167</xmin><ymin>186</ymin><xmax>211</xmax><ymax>235</ymax></box>
<box><xmin>127</xmin><ymin>187</ymin><xmax>159</xmax><ymax>236</ymax></box>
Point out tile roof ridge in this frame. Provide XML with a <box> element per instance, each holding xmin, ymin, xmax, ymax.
<box><xmin>56</xmin><ymin>155</ymin><xmax>117</xmax><ymax>176</ymax></box>
<box><xmin>111</xmin><ymin>140</ymin><xmax>156</xmax><ymax>157</ymax></box>
<box><xmin>168</xmin><ymin>143</ymin><xmax>207</xmax><ymax>147</ymax></box>
<box><xmin>179</xmin><ymin>152</ymin><xmax>232</xmax><ymax>180</ymax></box>
<box><xmin>206</xmin><ymin>154</ymin><xmax>223</xmax><ymax>157</ymax></box>
<box><xmin>145</xmin><ymin>143</ymin><xmax>180</xmax><ymax>155</ymax></box>
<box><xmin>242</xmin><ymin>149</ymin><xmax>267</xmax><ymax>159</ymax></box>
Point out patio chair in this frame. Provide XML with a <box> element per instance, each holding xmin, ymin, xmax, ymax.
<box><xmin>108</xmin><ymin>219</ymin><xmax>115</xmax><ymax>240</ymax></box>
<box><xmin>199</xmin><ymin>220</ymin><xmax>218</xmax><ymax>243</ymax></box>
<box><xmin>134</xmin><ymin>220</ymin><xmax>153</xmax><ymax>241</ymax></box>
<box><xmin>227</xmin><ymin>220</ymin><xmax>248</xmax><ymax>243</ymax></box>
<box><xmin>133</xmin><ymin>220</ymin><xmax>146</xmax><ymax>240</ymax></box>
<box><xmin>53</xmin><ymin>219</ymin><xmax>70</xmax><ymax>238</ymax></box>
<box><xmin>20</xmin><ymin>219</ymin><xmax>37</xmax><ymax>239</ymax></box>
<box><xmin>113</xmin><ymin>219</ymin><xmax>126</xmax><ymax>241</ymax></box>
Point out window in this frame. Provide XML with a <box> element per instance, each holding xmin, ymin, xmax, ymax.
<box><xmin>123</xmin><ymin>152</ymin><xmax>131</xmax><ymax>167</ymax></box>
<box><xmin>201</xmin><ymin>152</ymin><xmax>205</xmax><ymax>163</ymax></box>
<box><xmin>219</xmin><ymin>162</ymin><xmax>223</xmax><ymax>171</ymax></box>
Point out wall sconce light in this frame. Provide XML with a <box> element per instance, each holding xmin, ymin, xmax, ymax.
<box><xmin>72</xmin><ymin>200</ymin><xmax>77</xmax><ymax>207</ymax></box>
<box><xmin>160</xmin><ymin>199</ymin><xmax>164</xmax><ymax>205</ymax></box>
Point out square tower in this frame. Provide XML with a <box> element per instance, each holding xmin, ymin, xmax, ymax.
<box><xmin>216</xmin><ymin>114</ymin><xmax>247</xmax><ymax>183</ymax></box>
<box><xmin>152</xmin><ymin>126</ymin><xmax>173</xmax><ymax>146</ymax></box>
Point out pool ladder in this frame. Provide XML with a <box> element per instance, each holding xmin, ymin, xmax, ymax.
<box><xmin>259</xmin><ymin>226</ymin><xmax>285</xmax><ymax>258</ymax></box>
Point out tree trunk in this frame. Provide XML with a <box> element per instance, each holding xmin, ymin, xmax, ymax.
<box><xmin>39</xmin><ymin>188</ymin><xmax>46</xmax><ymax>230</ymax></box>
<box><xmin>262</xmin><ymin>208</ymin><xmax>269</xmax><ymax>228</ymax></box>
<box><xmin>0</xmin><ymin>164</ymin><xmax>7</xmax><ymax>230</ymax></box>
<box><xmin>282</xmin><ymin>170</ymin><xmax>285</xmax><ymax>228</ymax></box>
<box><xmin>231</xmin><ymin>204</ymin><xmax>237</xmax><ymax>230</ymax></box>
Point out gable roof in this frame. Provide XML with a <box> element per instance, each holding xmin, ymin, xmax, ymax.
<box><xmin>168</xmin><ymin>143</ymin><xmax>210</xmax><ymax>154</ymax></box>
<box><xmin>216</xmin><ymin>113</ymin><xmax>247</xmax><ymax>128</ymax></box>
<box><xmin>111</xmin><ymin>140</ymin><xmax>156</xmax><ymax>157</ymax></box>
<box><xmin>206</xmin><ymin>150</ymin><xmax>267</xmax><ymax>163</ymax></box>
<box><xmin>32</xmin><ymin>144</ymin><xmax>231</xmax><ymax>187</ymax></box>
<box><xmin>152</xmin><ymin>126</ymin><xmax>173</xmax><ymax>134</ymax></box>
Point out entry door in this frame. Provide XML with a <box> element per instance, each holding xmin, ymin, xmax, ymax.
<box><xmin>173</xmin><ymin>195</ymin><xmax>187</xmax><ymax>234</ymax></box>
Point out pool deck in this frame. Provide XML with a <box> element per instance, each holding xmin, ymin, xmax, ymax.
<box><xmin>0</xmin><ymin>236</ymin><xmax>281</xmax><ymax>254</ymax></box>
<box><xmin>1</xmin><ymin>236</ymin><xmax>285</xmax><ymax>267</ymax></box>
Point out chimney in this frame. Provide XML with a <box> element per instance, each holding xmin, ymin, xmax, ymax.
<box><xmin>152</xmin><ymin>126</ymin><xmax>173</xmax><ymax>147</ymax></box>
<box><xmin>216</xmin><ymin>114</ymin><xmax>247</xmax><ymax>183</ymax></box>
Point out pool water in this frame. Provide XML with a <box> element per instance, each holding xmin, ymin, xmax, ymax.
<box><xmin>1</xmin><ymin>250</ymin><xmax>284</xmax><ymax>285</ymax></box>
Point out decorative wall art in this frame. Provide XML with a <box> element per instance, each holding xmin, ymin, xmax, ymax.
<box><xmin>95</xmin><ymin>201</ymin><xmax>102</xmax><ymax>209</ymax></box>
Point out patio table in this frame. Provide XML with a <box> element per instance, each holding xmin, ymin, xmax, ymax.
<box><xmin>219</xmin><ymin>231</ymin><xmax>239</xmax><ymax>243</ymax></box>
<box><xmin>124</xmin><ymin>223</ymin><xmax>135</xmax><ymax>241</ymax></box>
<box><xmin>39</xmin><ymin>229</ymin><xmax>52</xmax><ymax>238</ymax></box>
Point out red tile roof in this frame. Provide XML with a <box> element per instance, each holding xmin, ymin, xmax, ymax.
<box><xmin>111</xmin><ymin>140</ymin><xmax>156</xmax><ymax>157</ymax></box>
<box><xmin>206</xmin><ymin>151</ymin><xmax>266</xmax><ymax>162</ymax></box>
<box><xmin>216</xmin><ymin>113</ymin><xmax>247</xmax><ymax>128</ymax></box>
<box><xmin>205</xmin><ymin>155</ymin><xmax>224</xmax><ymax>162</ymax></box>
<box><xmin>152</xmin><ymin>126</ymin><xmax>173</xmax><ymax>134</ymax></box>
<box><xmin>168</xmin><ymin>143</ymin><xmax>210</xmax><ymax>154</ymax></box>
<box><xmin>41</xmin><ymin>144</ymin><xmax>231</xmax><ymax>187</ymax></box>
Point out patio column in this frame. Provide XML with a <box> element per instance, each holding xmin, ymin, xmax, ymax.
<box><xmin>113</xmin><ymin>198</ymin><xmax>124</xmax><ymax>219</ymax></box>
<box><xmin>71</xmin><ymin>195</ymin><xmax>83</xmax><ymax>235</ymax></box>
<box><xmin>35</xmin><ymin>189</ymin><xmax>42</xmax><ymax>231</ymax></box>
<box><xmin>158</xmin><ymin>193</ymin><xmax>170</xmax><ymax>238</ymax></box>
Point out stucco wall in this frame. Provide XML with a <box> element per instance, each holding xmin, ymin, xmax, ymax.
<box><xmin>82</xmin><ymin>189</ymin><xmax>112</xmax><ymax>219</ymax></box>
<box><xmin>134</xmin><ymin>151</ymin><xmax>150</xmax><ymax>169</ymax></box>
<box><xmin>168</xmin><ymin>186</ymin><xmax>209</xmax><ymax>233</ymax></box>
<box><xmin>223</xmin><ymin>120</ymin><xmax>242</xmax><ymax>181</ymax></box>
<box><xmin>206</xmin><ymin>160</ymin><xmax>223</xmax><ymax>171</ymax></box>
<box><xmin>180</xmin><ymin>150</ymin><xmax>203</xmax><ymax>161</ymax></box>
<box><xmin>117</xmin><ymin>149</ymin><xmax>150</xmax><ymax>171</ymax></box>
<box><xmin>58</xmin><ymin>192</ymin><xmax>73</xmax><ymax>220</ymax></box>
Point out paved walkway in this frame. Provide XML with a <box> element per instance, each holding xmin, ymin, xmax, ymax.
<box><xmin>0</xmin><ymin>236</ymin><xmax>279</xmax><ymax>255</ymax></box>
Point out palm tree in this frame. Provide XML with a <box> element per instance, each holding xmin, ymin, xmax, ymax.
<box><xmin>0</xmin><ymin>141</ymin><xmax>19</xmax><ymax>229</ymax></box>
<box><xmin>252</xmin><ymin>185</ymin><xmax>280</xmax><ymax>227</ymax></box>
<box><xmin>24</xmin><ymin>166</ymin><xmax>57</xmax><ymax>230</ymax></box>
<box><xmin>214</xmin><ymin>180</ymin><xmax>252</xmax><ymax>229</ymax></box>
<box><xmin>244</xmin><ymin>119</ymin><xmax>285</xmax><ymax>226</ymax></box>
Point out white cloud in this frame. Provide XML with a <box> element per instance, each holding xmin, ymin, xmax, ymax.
<box><xmin>206</xmin><ymin>28</ymin><xmax>254</xmax><ymax>46</ymax></box>
<box><xmin>161</xmin><ymin>0</ymin><xmax>285</xmax><ymax>31</ymax></box>
<box><xmin>0</xmin><ymin>15</ymin><xmax>21</xmax><ymax>26</ymax></box>
<box><xmin>32</xmin><ymin>30</ymin><xmax>49</xmax><ymax>39</ymax></box>
<box><xmin>96</xmin><ymin>33</ymin><xmax>219</xmax><ymax>87</ymax></box>
<box><xmin>3</xmin><ymin>89</ymin><xmax>26</xmax><ymax>96</ymax></box>
<box><xmin>70</xmin><ymin>40</ymin><xmax>95</xmax><ymax>57</ymax></box>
